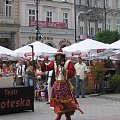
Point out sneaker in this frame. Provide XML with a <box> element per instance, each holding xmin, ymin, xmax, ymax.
<box><xmin>46</xmin><ymin>102</ymin><xmax>50</xmax><ymax>104</ymax></box>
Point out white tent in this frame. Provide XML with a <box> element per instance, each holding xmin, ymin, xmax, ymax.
<box><xmin>13</xmin><ymin>41</ymin><xmax>57</xmax><ymax>59</ymax></box>
<box><xmin>63</xmin><ymin>39</ymin><xmax>109</xmax><ymax>54</ymax></box>
<box><xmin>0</xmin><ymin>46</ymin><xmax>13</xmax><ymax>55</ymax></box>
<box><xmin>62</xmin><ymin>43</ymin><xmax>79</xmax><ymax>52</ymax></box>
<box><xmin>108</xmin><ymin>40</ymin><xmax>120</xmax><ymax>49</ymax></box>
<box><xmin>0</xmin><ymin>46</ymin><xmax>15</xmax><ymax>61</ymax></box>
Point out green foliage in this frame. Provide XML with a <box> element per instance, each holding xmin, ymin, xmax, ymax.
<box><xmin>92</xmin><ymin>62</ymin><xmax>105</xmax><ymax>80</ymax></box>
<box><xmin>109</xmin><ymin>75</ymin><xmax>120</xmax><ymax>90</ymax></box>
<box><xmin>104</xmin><ymin>59</ymin><xmax>115</xmax><ymax>68</ymax></box>
<box><xmin>96</xmin><ymin>30</ymin><xmax>120</xmax><ymax>44</ymax></box>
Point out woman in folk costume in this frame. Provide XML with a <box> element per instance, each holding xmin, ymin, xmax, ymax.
<box><xmin>41</xmin><ymin>48</ymin><xmax>84</xmax><ymax>120</ymax></box>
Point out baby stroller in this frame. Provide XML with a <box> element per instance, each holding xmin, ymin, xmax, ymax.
<box><xmin>34</xmin><ymin>82</ymin><xmax>46</xmax><ymax>101</ymax></box>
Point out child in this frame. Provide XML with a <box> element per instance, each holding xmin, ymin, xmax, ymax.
<box><xmin>35</xmin><ymin>82</ymin><xmax>46</xmax><ymax>101</ymax></box>
<box><xmin>34</xmin><ymin>82</ymin><xmax>41</xmax><ymax>100</ymax></box>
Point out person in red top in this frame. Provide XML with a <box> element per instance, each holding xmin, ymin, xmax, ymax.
<box><xmin>41</xmin><ymin>48</ymin><xmax>84</xmax><ymax>120</ymax></box>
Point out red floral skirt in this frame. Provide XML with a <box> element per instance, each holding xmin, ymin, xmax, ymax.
<box><xmin>50</xmin><ymin>80</ymin><xmax>78</xmax><ymax>115</ymax></box>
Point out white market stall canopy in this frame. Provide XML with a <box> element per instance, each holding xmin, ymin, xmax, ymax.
<box><xmin>63</xmin><ymin>39</ymin><xmax>109</xmax><ymax>55</ymax></box>
<box><xmin>0</xmin><ymin>46</ymin><xmax>16</xmax><ymax>61</ymax></box>
<box><xmin>0</xmin><ymin>46</ymin><xmax>13</xmax><ymax>55</ymax></box>
<box><xmin>108</xmin><ymin>40</ymin><xmax>120</xmax><ymax>49</ymax></box>
<box><xmin>13</xmin><ymin>41</ymin><xmax>57</xmax><ymax>59</ymax></box>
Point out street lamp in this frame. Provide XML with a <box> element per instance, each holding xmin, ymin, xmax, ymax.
<box><xmin>104</xmin><ymin>0</ymin><xmax>107</xmax><ymax>30</ymax></box>
<box><xmin>74</xmin><ymin>0</ymin><xmax>77</xmax><ymax>43</ymax></box>
<box><xmin>34</xmin><ymin>0</ymin><xmax>40</xmax><ymax>41</ymax></box>
<box><xmin>29</xmin><ymin>44</ymin><xmax>35</xmax><ymax>111</ymax></box>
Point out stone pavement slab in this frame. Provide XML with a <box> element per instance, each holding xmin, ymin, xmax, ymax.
<box><xmin>96</xmin><ymin>93</ymin><xmax>120</xmax><ymax>102</ymax></box>
<box><xmin>0</xmin><ymin>96</ymin><xmax>120</xmax><ymax>120</ymax></box>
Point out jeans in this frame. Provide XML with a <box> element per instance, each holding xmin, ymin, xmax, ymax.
<box><xmin>25</xmin><ymin>78</ymin><xmax>33</xmax><ymax>86</ymax></box>
<box><xmin>75</xmin><ymin>75</ymin><xmax>86</xmax><ymax>97</ymax></box>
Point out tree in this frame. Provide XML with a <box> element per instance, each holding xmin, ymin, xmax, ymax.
<box><xmin>96</xmin><ymin>30</ymin><xmax>120</xmax><ymax>44</ymax></box>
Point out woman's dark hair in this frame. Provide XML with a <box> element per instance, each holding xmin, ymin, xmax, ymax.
<box><xmin>25</xmin><ymin>60</ymin><xmax>31</xmax><ymax>71</ymax></box>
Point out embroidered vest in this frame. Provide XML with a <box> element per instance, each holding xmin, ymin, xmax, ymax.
<box><xmin>54</xmin><ymin>60</ymin><xmax>70</xmax><ymax>80</ymax></box>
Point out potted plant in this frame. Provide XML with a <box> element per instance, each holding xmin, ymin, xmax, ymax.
<box><xmin>91</xmin><ymin>61</ymin><xmax>106</xmax><ymax>94</ymax></box>
<box><xmin>109</xmin><ymin>75</ymin><xmax>120</xmax><ymax>93</ymax></box>
<box><xmin>92</xmin><ymin>61</ymin><xmax>105</xmax><ymax>80</ymax></box>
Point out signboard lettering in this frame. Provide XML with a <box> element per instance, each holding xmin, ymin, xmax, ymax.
<box><xmin>0</xmin><ymin>87</ymin><xmax>34</xmax><ymax>115</ymax></box>
<box><xmin>59</xmin><ymin>39</ymin><xmax>71</xmax><ymax>46</ymax></box>
<box><xmin>30</xmin><ymin>21</ymin><xmax>68</xmax><ymax>29</ymax></box>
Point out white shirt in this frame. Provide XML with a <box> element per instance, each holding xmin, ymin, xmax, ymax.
<box><xmin>0</xmin><ymin>68</ymin><xmax>1</xmax><ymax>74</ymax></box>
<box><xmin>48</xmin><ymin>70</ymin><xmax>53</xmax><ymax>77</ymax></box>
<box><xmin>16</xmin><ymin>65</ymin><xmax>25</xmax><ymax>77</ymax></box>
<box><xmin>74</xmin><ymin>62</ymin><xmax>87</xmax><ymax>79</ymax></box>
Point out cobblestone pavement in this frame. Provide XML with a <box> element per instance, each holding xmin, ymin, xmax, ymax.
<box><xmin>0</xmin><ymin>94</ymin><xmax>120</xmax><ymax>120</ymax></box>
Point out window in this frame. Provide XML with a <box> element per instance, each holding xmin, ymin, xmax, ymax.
<box><xmin>80</xmin><ymin>21</ymin><xmax>84</xmax><ymax>35</ymax></box>
<box><xmin>62</xmin><ymin>0</ymin><xmax>68</xmax><ymax>2</ymax></box>
<box><xmin>89</xmin><ymin>0</ymin><xmax>95</xmax><ymax>7</ymax></box>
<box><xmin>98</xmin><ymin>23</ymin><xmax>102</xmax><ymax>32</ymax></box>
<box><xmin>63</xmin><ymin>13</ymin><xmax>68</xmax><ymax>25</ymax></box>
<box><xmin>80</xmin><ymin>0</ymin><xmax>85</xmax><ymax>5</ymax></box>
<box><xmin>0</xmin><ymin>0</ymin><xmax>4</xmax><ymax>14</ymax></box>
<box><xmin>116</xmin><ymin>0</ymin><xmax>120</xmax><ymax>8</ymax></box>
<box><xmin>46</xmin><ymin>11</ymin><xmax>52</xmax><ymax>22</ymax></box>
<box><xmin>116</xmin><ymin>19</ymin><xmax>120</xmax><ymax>33</ymax></box>
<box><xmin>106</xmin><ymin>19</ymin><xmax>111</xmax><ymax>30</ymax></box>
<box><xmin>86</xmin><ymin>0</ymin><xmax>90</xmax><ymax>6</ymax></box>
<box><xmin>90</xmin><ymin>28</ymin><xmax>94</xmax><ymax>35</ymax></box>
<box><xmin>97</xmin><ymin>0</ymin><xmax>102</xmax><ymax>8</ymax></box>
<box><xmin>80</xmin><ymin>26</ymin><xmax>84</xmax><ymax>35</ymax></box>
<box><xmin>106</xmin><ymin>0</ymin><xmax>110</xmax><ymax>8</ymax></box>
<box><xmin>5</xmin><ymin>0</ymin><xmax>12</xmax><ymax>17</ymax></box>
<box><xmin>89</xmin><ymin>22</ymin><xmax>95</xmax><ymax>35</ymax></box>
<box><xmin>29</xmin><ymin>9</ymin><xmax>36</xmax><ymax>26</ymax></box>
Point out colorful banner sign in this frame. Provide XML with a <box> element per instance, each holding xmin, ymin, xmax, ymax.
<box><xmin>30</xmin><ymin>21</ymin><xmax>68</xmax><ymax>29</ymax></box>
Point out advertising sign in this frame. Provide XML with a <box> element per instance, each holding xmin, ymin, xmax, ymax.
<box><xmin>0</xmin><ymin>86</ymin><xmax>34</xmax><ymax>115</ymax></box>
<box><xmin>30</xmin><ymin>21</ymin><xmax>68</xmax><ymax>29</ymax></box>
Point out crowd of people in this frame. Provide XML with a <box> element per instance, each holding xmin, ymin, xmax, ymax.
<box><xmin>0</xmin><ymin>46</ymin><xmax>119</xmax><ymax>120</ymax></box>
<box><xmin>0</xmin><ymin>59</ymin><xmax>49</xmax><ymax>100</ymax></box>
<box><xmin>0</xmin><ymin>47</ymin><xmax>87</xmax><ymax>120</ymax></box>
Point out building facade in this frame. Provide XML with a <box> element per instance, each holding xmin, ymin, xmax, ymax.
<box><xmin>19</xmin><ymin>0</ymin><xmax>75</xmax><ymax>48</ymax></box>
<box><xmin>1</xmin><ymin>0</ymin><xmax>120</xmax><ymax>49</ymax></box>
<box><xmin>76</xmin><ymin>0</ymin><xmax>120</xmax><ymax>41</ymax></box>
<box><xmin>0</xmin><ymin>0</ymin><xmax>20</xmax><ymax>50</ymax></box>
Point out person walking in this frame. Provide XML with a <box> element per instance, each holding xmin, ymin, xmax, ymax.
<box><xmin>74</xmin><ymin>57</ymin><xmax>87</xmax><ymax>98</ymax></box>
<box><xmin>41</xmin><ymin>48</ymin><xmax>84</xmax><ymax>120</ymax></box>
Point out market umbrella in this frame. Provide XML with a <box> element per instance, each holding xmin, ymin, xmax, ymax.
<box><xmin>0</xmin><ymin>46</ymin><xmax>13</xmax><ymax>55</ymax></box>
<box><xmin>13</xmin><ymin>41</ymin><xmax>57</xmax><ymax>59</ymax></box>
<box><xmin>63</xmin><ymin>39</ymin><xmax>109</xmax><ymax>65</ymax></box>
<box><xmin>0</xmin><ymin>46</ymin><xmax>15</xmax><ymax>61</ymax></box>
<box><xmin>63</xmin><ymin>39</ymin><xmax>109</xmax><ymax>54</ymax></box>
<box><xmin>108</xmin><ymin>40</ymin><xmax>120</xmax><ymax>49</ymax></box>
